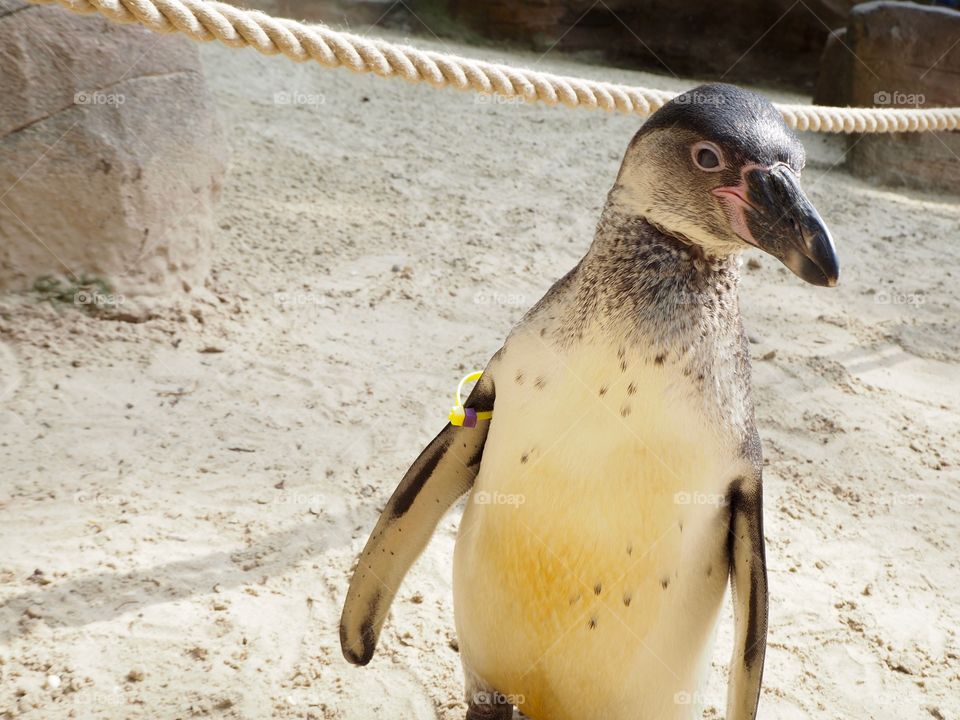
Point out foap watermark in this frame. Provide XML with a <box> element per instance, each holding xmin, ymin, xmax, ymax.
<box><xmin>274</xmin><ymin>291</ymin><xmax>325</xmax><ymax>307</ymax></box>
<box><xmin>673</xmin><ymin>690</ymin><xmax>719</xmax><ymax>706</ymax></box>
<box><xmin>72</xmin><ymin>688</ymin><xmax>126</xmax><ymax>707</ymax></box>
<box><xmin>270</xmin><ymin>492</ymin><xmax>326</xmax><ymax>506</ymax></box>
<box><xmin>891</xmin><ymin>493</ymin><xmax>924</xmax><ymax>506</ymax></box>
<box><xmin>472</xmin><ymin>690</ymin><xmax>525</xmax><ymax>706</ymax></box>
<box><xmin>873</xmin><ymin>90</ymin><xmax>925</xmax><ymax>108</ymax></box>
<box><xmin>473</xmin><ymin>291</ymin><xmax>527</xmax><ymax>307</ymax></box>
<box><xmin>75</xmin><ymin>91</ymin><xmax>125</xmax><ymax>106</ymax></box>
<box><xmin>674</xmin><ymin>291</ymin><xmax>717</xmax><ymax>306</ymax></box>
<box><xmin>285</xmin><ymin>690</ymin><xmax>324</xmax><ymax>707</ymax></box>
<box><xmin>474</xmin><ymin>92</ymin><xmax>526</xmax><ymax>107</ymax></box>
<box><xmin>74</xmin><ymin>289</ymin><xmax>125</xmax><ymax>308</ymax></box>
<box><xmin>675</xmin><ymin>90</ymin><xmax>725</xmax><ymax>107</ymax></box>
<box><xmin>474</xmin><ymin>490</ymin><xmax>525</xmax><ymax>507</ymax></box>
<box><xmin>75</xmin><ymin>491</ymin><xmax>130</xmax><ymax>506</ymax></box>
<box><xmin>874</xmin><ymin>291</ymin><xmax>925</xmax><ymax>306</ymax></box>
<box><xmin>673</xmin><ymin>491</ymin><xmax>727</xmax><ymax>508</ymax></box>
<box><xmin>273</xmin><ymin>91</ymin><xmax>326</xmax><ymax>108</ymax></box>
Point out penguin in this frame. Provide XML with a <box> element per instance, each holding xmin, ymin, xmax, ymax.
<box><xmin>340</xmin><ymin>83</ymin><xmax>839</xmax><ymax>720</ymax></box>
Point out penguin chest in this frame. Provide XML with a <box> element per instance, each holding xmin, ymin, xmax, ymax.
<box><xmin>453</xmin><ymin>338</ymin><xmax>739</xmax><ymax>720</ymax></box>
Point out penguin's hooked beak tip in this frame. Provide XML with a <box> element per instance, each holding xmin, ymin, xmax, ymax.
<box><xmin>793</xmin><ymin>222</ymin><xmax>840</xmax><ymax>288</ymax></box>
<box><xmin>714</xmin><ymin>165</ymin><xmax>840</xmax><ymax>288</ymax></box>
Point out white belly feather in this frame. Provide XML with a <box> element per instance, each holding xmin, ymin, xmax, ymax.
<box><xmin>454</xmin><ymin>329</ymin><xmax>742</xmax><ymax>720</ymax></box>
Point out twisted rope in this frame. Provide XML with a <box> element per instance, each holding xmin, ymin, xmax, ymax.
<box><xmin>28</xmin><ymin>0</ymin><xmax>960</xmax><ymax>133</ymax></box>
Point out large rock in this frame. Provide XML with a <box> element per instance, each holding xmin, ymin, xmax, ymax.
<box><xmin>0</xmin><ymin>0</ymin><xmax>227</xmax><ymax>295</ymax></box>
<box><xmin>816</xmin><ymin>1</ymin><xmax>960</xmax><ymax>193</ymax></box>
<box><xmin>812</xmin><ymin>28</ymin><xmax>852</xmax><ymax>107</ymax></box>
<box><xmin>849</xmin><ymin>130</ymin><xmax>960</xmax><ymax>193</ymax></box>
<box><xmin>408</xmin><ymin>0</ymin><xmax>859</xmax><ymax>91</ymax></box>
<box><xmin>846</xmin><ymin>0</ymin><xmax>960</xmax><ymax>110</ymax></box>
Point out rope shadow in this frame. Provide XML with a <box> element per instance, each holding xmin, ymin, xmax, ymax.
<box><xmin>0</xmin><ymin>520</ymin><xmax>349</xmax><ymax>644</ymax></box>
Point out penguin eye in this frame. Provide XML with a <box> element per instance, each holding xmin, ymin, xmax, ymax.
<box><xmin>692</xmin><ymin>142</ymin><xmax>723</xmax><ymax>171</ymax></box>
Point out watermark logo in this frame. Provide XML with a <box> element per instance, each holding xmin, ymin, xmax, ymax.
<box><xmin>675</xmin><ymin>91</ymin><xmax>725</xmax><ymax>107</ymax></box>
<box><xmin>891</xmin><ymin>493</ymin><xmax>924</xmax><ymax>506</ymax></box>
<box><xmin>673</xmin><ymin>690</ymin><xmax>717</xmax><ymax>706</ymax></box>
<box><xmin>274</xmin><ymin>291</ymin><xmax>325</xmax><ymax>307</ymax></box>
<box><xmin>873</xmin><ymin>90</ymin><xmax>925</xmax><ymax>108</ymax></box>
<box><xmin>474</xmin><ymin>490</ymin><xmax>525</xmax><ymax>507</ymax></box>
<box><xmin>75</xmin><ymin>491</ymin><xmax>129</xmax><ymax>505</ymax></box>
<box><xmin>473</xmin><ymin>291</ymin><xmax>527</xmax><ymax>307</ymax></box>
<box><xmin>474</xmin><ymin>93</ymin><xmax>526</xmax><ymax>107</ymax></box>
<box><xmin>72</xmin><ymin>688</ymin><xmax>125</xmax><ymax>707</ymax></box>
<box><xmin>74</xmin><ymin>289</ymin><xmax>125</xmax><ymax>308</ymax></box>
<box><xmin>674</xmin><ymin>291</ymin><xmax>718</xmax><ymax>306</ymax></box>
<box><xmin>673</xmin><ymin>491</ymin><xmax>727</xmax><ymax>508</ymax></box>
<box><xmin>270</xmin><ymin>492</ymin><xmax>325</xmax><ymax>506</ymax></box>
<box><xmin>472</xmin><ymin>691</ymin><xmax>525</xmax><ymax>706</ymax></box>
<box><xmin>273</xmin><ymin>91</ymin><xmax>326</xmax><ymax>108</ymax></box>
<box><xmin>874</xmin><ymin>291</ymin><xmax>925</xmax><ymax>306</ymax></box>
<box><xmin>75</xmin><ymin>91</ymin><xmax>125</xmax><ymax>106</ymax></box>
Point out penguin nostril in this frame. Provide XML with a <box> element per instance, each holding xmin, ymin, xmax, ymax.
<box><xmin>788</xmin><ymin>217</ymin><xmax>801</xmax><ymax>235</ymax></box>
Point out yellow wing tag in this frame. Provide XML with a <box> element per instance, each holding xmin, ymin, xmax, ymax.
<box><xmin>448</xmin><ymin>371</ymin><xmax>493</xmax><ymax>428</ymax></box>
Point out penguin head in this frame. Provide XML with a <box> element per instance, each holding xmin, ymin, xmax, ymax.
<box><xmin>613</xmin><ymin>83</ymin><xmax>839</xmax><ymax>287</ymax></box>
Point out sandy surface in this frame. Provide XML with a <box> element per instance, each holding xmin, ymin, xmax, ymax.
<box><xmin>1</xmin><ymin>27</ymin><xmax>958</xmax><ymax>720</ymax></box>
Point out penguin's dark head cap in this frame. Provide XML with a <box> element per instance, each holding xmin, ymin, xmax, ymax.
<box><xmin>613</xmin><ymin>83</ymin><xmax>839</xmax><ymax>287</ymax></box>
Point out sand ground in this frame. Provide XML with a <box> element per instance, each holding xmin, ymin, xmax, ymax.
<box><xmin>0</xmin><ymin>26</ymin><xmax>958</xmax><ymax>720</ymax></box>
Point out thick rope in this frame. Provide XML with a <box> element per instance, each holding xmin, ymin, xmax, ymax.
<box><xmin>28</xmin><ymin>0</ymin><xmax>960</xmax><ymax>134</ymax></box>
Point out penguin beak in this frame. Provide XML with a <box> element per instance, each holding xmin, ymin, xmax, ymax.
<box><xmin>713</xmin><ymin>165</ymin><xmax>839</xmax><ymax>287</ymax></box>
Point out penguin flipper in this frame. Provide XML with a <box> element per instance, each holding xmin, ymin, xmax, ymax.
<box><xmin>725</xmin><ymin>472</ymin><xmax>768</xmax><ymax>720</ymax></box>
<box><xmin>339</xmin><ymin>369</ymin><xmax>496</xmax><ymax>666</ymax></box>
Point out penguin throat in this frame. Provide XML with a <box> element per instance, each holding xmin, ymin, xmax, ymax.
<box><xmin>643</xmin><ymin>218</ymin><xmax>724</xmax><ymax>264</ymax></box>
<box><xmin>574</xmin><ymin>207</ymin><xmax>744</xmax><ymax>343</ymax></box>
<box><xmin>594</xmin><ymin>208</ymin><xmax>743</xmax><ymax>276</ymax></box>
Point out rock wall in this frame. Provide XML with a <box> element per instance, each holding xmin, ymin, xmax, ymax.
<box><xmin>814</xmin><ymin>1</ymin><xmax>960</xmax><ymax>193</ymax></box>
<box><xmin>410</xmin><ymin>0</ymin><xmax>860</xmax><ymax>91</ymax></box>
<box><xmin>0</xmin><ymin>0</ymin><xmax>228</xmax><ymax>295</ymax></box>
